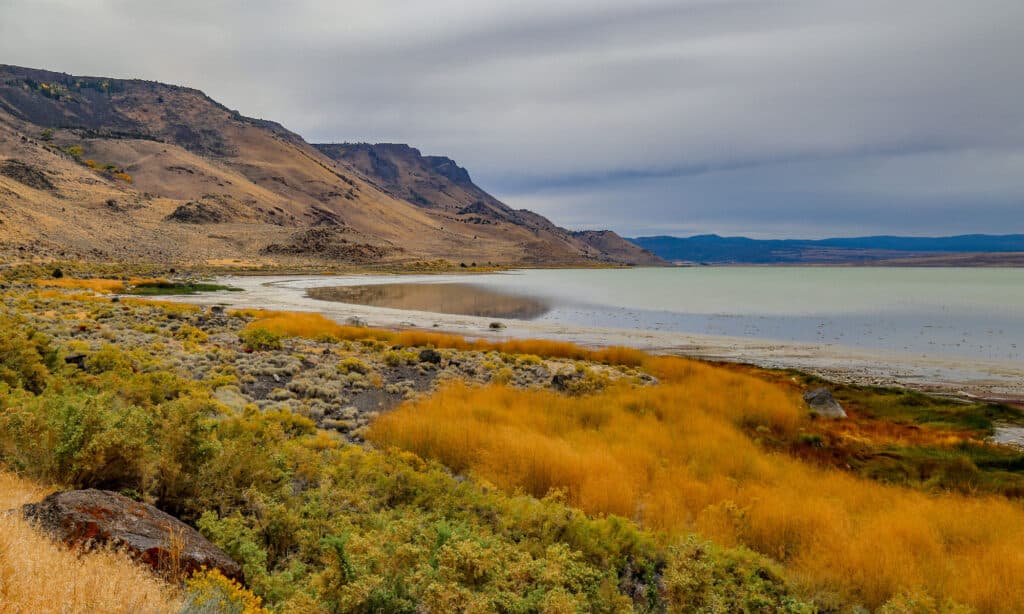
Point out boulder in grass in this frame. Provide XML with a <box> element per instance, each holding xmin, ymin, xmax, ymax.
<box><xmin>22</xmin><ymin>489</ymin><xmax>242</xmax><ymax>582</ymax></box>
<box><xmin>803</xmin><ymin>388</ymin><xmax>847</xmax><ymax>419</ymax></box>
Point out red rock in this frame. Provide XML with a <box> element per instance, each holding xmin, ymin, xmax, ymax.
<box><xmin>22</xmin><ymin>489</ymin><xmax>242</xmax><ymax>582</ymax></box>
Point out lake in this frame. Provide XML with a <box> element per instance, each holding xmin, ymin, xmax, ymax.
<box><xmin>304</xmin><ymin>267</ymin><xmax>1024</xmax><ymax>362</ymax></box>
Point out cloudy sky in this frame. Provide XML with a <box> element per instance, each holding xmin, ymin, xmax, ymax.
<box><xmin>2</xmin><ymin>0</ymin><xmax>1022</xmax><ymax>237</ymax></box>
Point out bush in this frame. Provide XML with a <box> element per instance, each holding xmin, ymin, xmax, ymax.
<box><xmin>182</xmin><ymin>568</ymin><xmax>266</xmax><ymax>613</ymax></box>
<box><xmin>663</xmin><ymin>537</ymin><xmax>812</xmax><ymax>613</ymax></box>
<box><xmin>0</xmin><ymin>318</ymin><xmax>58</xmax><ymax>394</ymax></box>
<box><xmin>85</xmin><ymin>345</ymin><xmax>133</xmax><ymax>374</ymax></box>
<box><xmin>239</xmin><ymin>328</ymin><xmax>282</xmax><ymax>352</ymax></box>
<box><xmin>336</xmin><ymin>357</ymin><xmax>370</xmax><ymax>375</ymax></box>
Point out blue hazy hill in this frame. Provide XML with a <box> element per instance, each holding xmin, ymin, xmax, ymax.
<box><xmin>629</xmin><ymin>234</ymin><xmax>1024</xmax><ymax>264</ymax></box>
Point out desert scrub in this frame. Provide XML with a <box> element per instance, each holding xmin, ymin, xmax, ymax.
<box><xmin>0</xmin><ymin>317</ymin><xmax>58</xmax><ymax>393</ymax></box>
<box><xmin>85</xmin><ymin>344</ymin><xmax>135</xmax><ymax>374</ymax></box>
<box><xmin>663</xmin><ymin>537</ymin><xmax>813</xmax><ymax>613</ymax></box>
<box><xmin>182</xmin><ymin>568</ymin><xmax>266</xmax><ymax>613</ymax></box>
<box><xmin>239</xmin><ymin>327</ymin><xmax>283</xmax><ymax>352</ymax></box>
<box><xmin>336</xmin><ymin>356</ymin><xmax>371</xmax><ymax>375</ymax></box>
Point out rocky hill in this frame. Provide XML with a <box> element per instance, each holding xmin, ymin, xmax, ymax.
<box><xmin>0</xmin><ymin>64</ymin><xmax>662</xmax><ymax>267</ymax></box>
<box><xmin>314</xmin><ymin>143</ymin><xmax>661</xmax><ymax>266</ymax></box>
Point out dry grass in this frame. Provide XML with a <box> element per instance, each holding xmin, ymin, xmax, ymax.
<box><xmin>240</xmin><ymin>310</ymin><xmax>646</xmax><ymax>365</ymax></box>
<box><xmin>0</xmin><ymin>471</ymin><xmax>181</xmax><ymax>613</ymax></box>
<box><xmin>33</xmin><ymin>277</ymin><xmax>166</xmax><ymax>294</ymax></box>
<box><xmin>368</xmin><ymin>358</ymin><xmax>1024</xmax><ymax>611</ymax></box>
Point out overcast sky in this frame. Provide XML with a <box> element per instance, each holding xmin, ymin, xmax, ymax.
<box><xmin>2</xmin><ymin>0</ymin><xmax>1022</xmax><ymax>237</ymax></box>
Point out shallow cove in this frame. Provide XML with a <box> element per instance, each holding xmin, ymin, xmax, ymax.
<box><xmin>307</xmin><ymin>282</ymin><xmax>552</xmax><ymax>320</ymax></box>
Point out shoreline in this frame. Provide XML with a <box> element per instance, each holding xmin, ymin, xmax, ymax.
<box><xmin>155</xmin><ymin>274</ymin><xmax>1024</xmax><ymax>404</ymax></box>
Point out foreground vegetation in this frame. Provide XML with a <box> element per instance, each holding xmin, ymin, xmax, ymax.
<box><xmin>1</xmin><ymin>273</ymin><xmax>1023</xmax><ymax>611</ymax></box>
<box><xmin>369</xmin><ymin>376</ymin><xmax>1024</xmax><ymax>610</ymax></box>
<box><xmin>0</xmin><ymin>471</ymin><xmax>181</xmax><ymax>612</ymax></box>
<box><xmin>0</xmin><ymin>281</ymin><xmax>806</xmax><ymax>612</ymax></box>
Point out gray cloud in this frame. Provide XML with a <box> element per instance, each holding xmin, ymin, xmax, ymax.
<box><xmin>1</xmin><ymin>0</ymin><xmax>1021</xmax><ymax>237</ymax></box>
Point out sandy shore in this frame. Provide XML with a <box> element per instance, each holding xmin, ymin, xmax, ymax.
<box><xmin>157</xmin><ymin>275</ymin><xmax>1024</xmax><ymax>404</ymax></box>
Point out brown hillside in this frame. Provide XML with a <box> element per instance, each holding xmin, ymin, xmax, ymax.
<box><xmin>0</xmin><ymin>65</ymin><xmax>662</xmax><ymax>267</ymax></box>
<box><xmin>315</xmin><ymin>143</ymin><xmax>664</xmax><ymax>266</ymax></box>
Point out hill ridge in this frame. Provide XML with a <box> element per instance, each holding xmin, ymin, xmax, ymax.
<box><xmin>0</xmin><ymin>63</ymin><xmax>661</xmax><ymax>266</ymax></box>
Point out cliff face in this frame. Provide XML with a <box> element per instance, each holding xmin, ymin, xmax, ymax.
<box><xmin>315</xmin><ymin>143</ymin><xmax>665</xmax><ymax>266</ymax></box>
<box><xmin>0</xmin><ymin>64</ymin><xmax>662</xmax><ymax>267</ymax></box>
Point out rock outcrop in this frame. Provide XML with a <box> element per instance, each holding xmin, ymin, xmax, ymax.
<box><xmin>22</xmin><ymin>489</ymin><xmax>242</xmax><ymax>581</ymax></box>
<box><xmin>803</xmin><ymin>388</ymin><xmax>847</xmax><ymax>419</ymax></box>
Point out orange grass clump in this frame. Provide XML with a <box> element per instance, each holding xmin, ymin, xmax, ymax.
<box><xmin>0</xmin><ymin>471</ymin><xmax>181</xmax><ymax>612</ymax></box>
<box><xmin>240</xmin><ymin>310</ymin><xmax>645</xmax><ymax>365</ymax></box>
<box><xmin>368</xmin><ymin>360</ymin><xmax>1024</xmax><ymax>611</ymax></box>
<box><xmin>33</xmin><ymin>277</ymin><xmax>167</xmax><ymax>294</ymax></box>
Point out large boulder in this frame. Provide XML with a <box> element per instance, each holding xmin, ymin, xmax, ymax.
<box><xmin>803</xmin><ymin>388</ymin><xmax>847</xmax><ymax>419</ymax></box>
<box><xmin>22</xmin><ymin>489</ymin><xmax>241</xmax><ymax>582</ymax></box>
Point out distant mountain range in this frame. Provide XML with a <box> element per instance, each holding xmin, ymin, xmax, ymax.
<box><xmin>630</xmin><ymin>234</ymin><xmax>1024</xmax><ymax>266</ymax></box>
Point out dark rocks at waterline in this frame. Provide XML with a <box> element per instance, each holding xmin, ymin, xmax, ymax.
<box><xmin>803</xmin><ymin>388</ymin><xmax>847</xmax><ymax>419</ymax></box>
<box><xmin>22</xmin><ymin>489</ymin><xmax>242</xmax><ymax>582</ymax></box>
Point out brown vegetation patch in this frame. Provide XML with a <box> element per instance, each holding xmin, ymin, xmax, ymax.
<box><xmin>261</xmin><ymin>227</ymin><xmax>402</xmax><ymax>262</ymax></box>
<box><xmin>0</xmin><ymin>158</ymin><xmax>54</xmax><ymax>191</ymax></box>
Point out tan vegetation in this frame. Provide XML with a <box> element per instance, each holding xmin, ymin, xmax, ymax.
<box><xmin>0</xmin><ymin>471</ymin><xmax>182</xmax><ymax>613</ymax></box>
<box><xmin>369</xmin><ymin>358</ymin><xmax>1024</xmax><ymax>611</ymax></box>
<box><xmin>241</xmin><ymin>309</ymin><xmax>647</xmax><ymax>365</ymax></box>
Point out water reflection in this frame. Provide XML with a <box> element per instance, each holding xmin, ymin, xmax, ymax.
<box><xmin>307</xmin><ymin>283</ymin><xmax>551</xmax><ymax>320</ymax></box>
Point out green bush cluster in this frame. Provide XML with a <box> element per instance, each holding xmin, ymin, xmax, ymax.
<box><xmin>0</xmin><ymin>317</ymin><xmax>59</xmax><ymax>393</ymax></box>
<box><xmin>239</xmin><ymin>328</ymin><xmax>283</xmax><ymax>352</ymax></box>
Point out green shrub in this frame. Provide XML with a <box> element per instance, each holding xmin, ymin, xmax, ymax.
<box><xmin>663</xmin><ymin>537</ymin><xmax>813</xmax><ymax>613</ymax></box>
<box><xmin>0</xmin><ymin>318</ymin><xmax>58</xmax><ymax>393</ymax></box>
<box><xmin>336</xmin><ymin>357</ymin><xmax>370</xmax><ymax>375</ymax></box>
<box><xmin>239</xmin><ymin>328</ymin><xmax>283</xmax><ymax>352</ymax></box>
<box><xmin>85</xmin><ymin>344</ymin><xmax>133</xmax><ymax>374</ymax></box>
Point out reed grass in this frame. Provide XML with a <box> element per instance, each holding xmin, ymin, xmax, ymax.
<box><xmin>369</xmin><ymin>365</ymin><xmax>1024</xmax><ymax>611</ymax></box>
<box><xmin>34</xmin><ymin>277</ymin><xmax>167</xmax><ymax>294</ymax></box>
<box><xmin>239</xmin><ymin>310</ymin><xmax>645</xmax><ymax>365</ymax></box>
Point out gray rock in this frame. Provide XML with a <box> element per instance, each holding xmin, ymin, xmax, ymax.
<box><xmin>22</xmin><ymin>489</ymin><xmax>242</xmax><ymax>581</ymax></box>
<box><xmin>803</xmin><ymin>388</ymin><xmax>846</xmax><ymax>419</ymax></box>
<box><xmin>346</xmin><ymin>316</ymin><xmax>368</xmax><ymax>327</ymax></box>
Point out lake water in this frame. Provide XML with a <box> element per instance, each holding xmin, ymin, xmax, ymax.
<box><xmin>305</xmin><ymin>267</ymin><xmax>1024</xmax><ymax>362</ymax></box>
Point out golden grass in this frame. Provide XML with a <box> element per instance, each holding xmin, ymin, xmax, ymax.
<box><xmin>368</xmin><ymin>358</ymin><xmax>1024</xmax><ymax>611</ymax></box>
<box><xmin>0</xmin><ymin>471</ymin><xmax>181</xmax><ymax>613</ymax></box>
<box><xmin>33</xmin><ymin>277</ymin><xmax>167</xmax><ymax>294</ymax></box>
<box><xmin>31</xmin><ymin>289</ymin><xmax>201</xmax><ymax>315</ymax></box>
<box><xmin>240</xmin><ymin>310</ymin><xmax>646</xmax><ymax>365</ymax></box>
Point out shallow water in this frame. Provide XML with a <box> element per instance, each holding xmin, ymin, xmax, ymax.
<box><xmin>300</xmin><ymin>267</ymin><xmax>1024</xmax><ymax>362</ymax></box>
<box><xmin>308</xmin><ymin>283</ymin><xmax>551</xmax><ymax>319</ymax></box>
